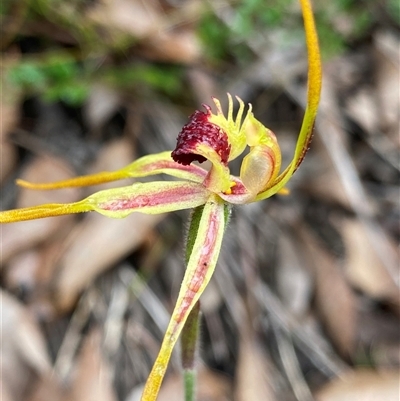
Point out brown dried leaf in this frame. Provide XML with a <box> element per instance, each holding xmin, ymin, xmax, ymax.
<box><xmin>302</xmin><ymin>140</ymin><xmax>351</xmax><ymax>208</ymax></box>
<box><xmin>84</xmin><ymin>85</ymin><xmax>121</xmax><ymax>134</ymax></box>
<box><xmin>315</xmin><ymin>369</ymin><xmax>400</xmax><ymax>401</ymax></box>
<box><xmin>0</xmin><ymin>379</ymin><xmax>14</xmax><ymax>401</ymax></box>
<box><xmin>17</xmin><ymin>156</ymin><xmax>80</xmax><ymax>207</ymax></box>
<box><xmin>315</xmin><ymin>71</ymin><xmax>399</xmax><ymax>277</ymax></box>
<box><xmin>140</xmin><ymin>29</ymin><xmax>202</xmax><ymax>63</ymax></box>
<box><xmin>0</xmin><ymin>141</ymin><xmax>18</xmax><ymax>184</ymax></box>
<box><xmin>54</xmin><ymin>212</ymin><xmax>163</xmax><ymax>312</ymax></box>
<box><xmin>0</xmin><ymin>290</ymin><xmax>51</xmax><ymax>400</ymax></box>
<box><xmin>161</xmin><ymin>368</ymin><xmax>232</xmax><ymax>401</ymax></box>
<box><xmin>86</xmin><ymin>137</ymin><xmax>136</xmax><ymax>186</ymax></box>
<box><xmin>346</xmin><ymin>88</ymin><xmax>379</xmax><ymax>134</ymax></box>
<box><xmin>3</xmin><ymin>249</ymin><xmax>41</xmax><ymax>295</ymax></box>
<box><xmin>341</xmin><ymin>219</ymin><xmax>399</xmax><ymax>304</ymax></box>
<box><xmin>27</xmin><ymin>375</ymin><xmax>65</xmax><ymax>401</ymax></box>
<box><xmin>235</xmin><ymin>332</ymin><xmax>277</xmax><ymax>401</ymax></box>
<box><xmin>86</xmin><ymin>0</ymin><xmax>202</xmax><ymax>63</ymax></box>
<box><xmin>374</xmin><ymin>30</ymin><xmax>400</xmax><ymax>140</ymax></box>
<box><xmin>68</xmin><ymin>329</ymin><xmax>117</xmax><ymax>401</ymax></box>
<box><xmin>300</xmin><ymin>226</ymin><xmax>358</xmax><ymax>359</ymax></box>
<box><xmin>5</xmin><ymin>220</ymin><xmax>77</xmax><ymax>320</ymax></box>
<box><xmin>276</xmin><ymin>235</ymin><xmax>313</xmax><ymax>317</ymax></box>
<box><xmin>86</xmin><ymin>0</ymin><xmax>160</xmax><ymax>38</ymax></box>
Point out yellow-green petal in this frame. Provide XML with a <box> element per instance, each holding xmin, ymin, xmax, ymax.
<box><xmin>16</xmin><ymin>151</ymin><xmax>207</xmax><ymax>190</ymax></box>
<box><xmin>141</xmin><ymin>194</ymin><xmax>227</xmax><ymax>401</ymax></box>
<box><xmin>87</xmin><ymin>181</ymin><xmax>210</xmax><ymax>218</ymax></box>
<box><xmin>239</xmin><ymin>112</ymin><xmax>282</xmax><ymax>198</ymax></box>
<box><xmin>240</xmin><ymin>145</ymin><xmax>277</xmax><ymax>199</ymax></box>
<box><xmin>0</xmin><ymin>202</ymin><xmax>91</xmax><ymax>223</ymax></box>
<box><xmin>0</xmin><ymin>181</ymin><xmax>210</xmax><ymax>223</ymax></box>
<box><xmin>256</xmin><ymin>0</ymin><xmax>322</xmax><ymax>201</ymax></box>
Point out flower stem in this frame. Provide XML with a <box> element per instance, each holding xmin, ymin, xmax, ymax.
<box><xmin>183</xmin><ymin>369</ymin><xmax>196</xmax><ymax>401</ymax></box>
<box><xmin>181</xmin><ymin>206</ymin><xmax>203</xmax><ymax>401</ymax></box>
<box><xmin>180</xmin><ymin>301</ymin><xmax>200</xmax><ymax>401</ymax></box>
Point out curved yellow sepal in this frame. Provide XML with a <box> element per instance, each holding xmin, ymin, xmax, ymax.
<box><xmin>16</xmin><ymin>152</ymin><xmax>207</xmax><ymax>190</ymax></box>
<box><xmin>256</xmin><ymin>0</ymin><xmax>322</xmax><ymax>201</ymax></box>
<box><xmin>0</xmin><ymin>181</ymin><xmax>210</xmax><ymax>223</ymax></box>
<box><xmin>0</xmin><ymin>201</ymin><xmax>91</xmax><ymax>223</ymax></box>
<box><xmin>140</xmin><ymin>195</ymin><xmax>226</xmax><ymax>401</ymax></box>
<box><xmin>16</xmin><ymin>170</ymin><xmax>128</xmax><ymax>190</ymax></box>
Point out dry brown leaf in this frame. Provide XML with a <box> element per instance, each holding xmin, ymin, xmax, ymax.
<box><xmin>370</xmin><ymin>342</ymin><xmax>400</xmax><ymax>368</ymax></box>
<box><xmin>235</xmin><ymin>331</ymin><xmax>277</xmax><ymax>401</ymax></box>
<box><xmin>160</xmin><ymin>368</ymin><xmax>232</xmax><ymax>401</ymax></box>
<box><xmin>86</xmin><ymin>0</ymin><xmax>160</xmax><ymax>38</ymax></box>
<box><xmin>315</xmin><ymin>369</ymin><xmax>400</xmax><ymax>401</ymax></box>
<box><xmin>300</xmin><ymin>226</ymin><xmax>358</xmax><ymax>359</ymax></box>
<box><xmin>86</xmin><ymin>0</ymin><xmax>202</xmax><ymax>63</ymax></box>
<box><xmin>140</xmin><ymin>29</ymin><xmax>202</xmax><ymax>64</ymax></box>
<box><xmin>198</xmin><ymin>277</ymin><xmax>223</xmax><ymax>315</ymax></box>
<box><xmin>374</xmin><ymin>30</ymin><xmax>400</xmax><ymax>140</ymax></box>
<box><xmin>0</xmin><ymin>379</ymin><xmax>14</xmax><ymax>401</ymax></box>
<box><xmin>17</xmin><ymin>156</ymin><xmax>80</xmax><ymax>207</ymax></box>
<box><xmin>54</xmin><ymin>212</ymin><xmax>163</xmax><ymax>312</ymax></box>
<box><xmin>346</xmin><ymin>88</ymin><xmax>379</xmax><ymax>134</ymax></box>
<box><xmin>86</xmin><ymin>137</ymin><xmax>136</xmax><ymax>185</ymax></box>
<box><xmin>5</xmin><ymin>220</ymin><xmax>77</xmax><ymax>320</ymax></box>
<box><xmin>0</xmin><ymin>141</ymin><xmax>18</xmax><ymax>184</ymax></box>
<box><xmin>67</xmin><ymin>329</ymin><xmax>117</xmax><ymax>401</ymax></box>
<box><xmin>3</xmin><ymin>249</ymin><xmax>41</xmax><ymax>294</ymax></box>
<box><xmin>1</xmin><ymin>156</ymin><xmax>81</xmax><ymax>264</ymax></box>
<box><xmin>276</xmin><ymin>234</ymin><xmax>313</xmax><ymax>317</ymax></box>
<box><xmin>341</xmin><ymin>219</ymin><xmax>399</xmax><ymax>305</ymax></box>
<box><xmin>0</xmin><ymin>290</ymin><xmax>51</xmax><ymax>400</ymax></box>
<box><xmin>344</xmin><ymin>85</ymin><xmax>399</xmax><ymax>170</ymax></box>
<box><xmin>301</xmin><ymin>138</ymin><xmax>351</xmax><ymax>209</ymax></box>
<box><xmin>84</xmin><ymin>85</ymin><xmax>122</xmax><ymax>134</ymax></box>
<box><xmin>315</xmin><ymin>71</ymin><xmax>398</xmax><ymax>278</ymax></box>
<box><xmin>27</xmin><ymin>375</ymin><xmax>65</xmax><ymax>401</ymax></box>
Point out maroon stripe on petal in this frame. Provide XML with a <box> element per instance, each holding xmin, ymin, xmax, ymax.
<box><xmin>99</xmin><ymin>185</ymin><xmax>205</xmax><ymax>212</ymax></box>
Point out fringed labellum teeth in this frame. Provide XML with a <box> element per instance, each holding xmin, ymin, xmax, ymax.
<box><xmin>171</xmin><ymin>108</ymin><xmax>231</xmax><ymax>166</ymax></box>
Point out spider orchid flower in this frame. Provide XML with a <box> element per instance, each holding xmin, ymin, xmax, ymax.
<box><xmin>0</xmin><ymin>0</ymin><xmax>321</xmax><ymax>400</ymax></box>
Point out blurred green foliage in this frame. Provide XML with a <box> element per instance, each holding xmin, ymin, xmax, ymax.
<box><xmin>7</xmin><ymin>55</ymin><xmax>183</xmax><ymax>105</ymax></box>
<box><xmin>1</xmin><ymin>0</ymin><xmax>386</xmax><ymax>105</ymax></box>
<box><xmin>198</xmin><ymin>0</ymin><xmax>375</xmax><ymax>62</ymax></box>
<box><xmin>315</xmin><ymin>0</ymin><xmax>373</xmax><ymax>58</ymax></box>
<box><xmin>8</xmin><ymin>55</ymin><xmax>89</xmax><ymax>105</ymax></box>
<box><xmin>387</xmin><ymin>0</ymin><xmax>400</xmax><ymax>23</ymax></box>
<box><xmin>198</xmin><ymin>0</ymin><xmax>292</xmax><ymax>64</ymax></box>
<box><xmin>231</xmin><ymin>0</ymin><xmax>292</xmax><ymax>35</ymax></box>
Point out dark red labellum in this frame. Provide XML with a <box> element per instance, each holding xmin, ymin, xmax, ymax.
<box><xmin>172</xmin><ymin>108</ymin><xmax>230</xmax><ymax>166</ymax></box>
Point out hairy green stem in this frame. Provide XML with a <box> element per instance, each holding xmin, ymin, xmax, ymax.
<box><xmin>180</xmin><ymin>203</ymin><xmax>231</xmax><ymax>400</ymax></box>
<box><xmin>181</xmin><ymin>301</ymin><xmax>200</xmax><ymax>401</ymax></box>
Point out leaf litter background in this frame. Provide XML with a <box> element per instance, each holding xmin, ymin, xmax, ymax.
<box><xmin>0</xmin><ymin>1</ymin><xmax>399</xmax><ymax>400</ymax></box>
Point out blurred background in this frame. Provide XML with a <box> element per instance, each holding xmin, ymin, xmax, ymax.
<box><xmin>0</xmin><ymin>1</ymin><xmax>399</xmax><ymax>400</ymax></box>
